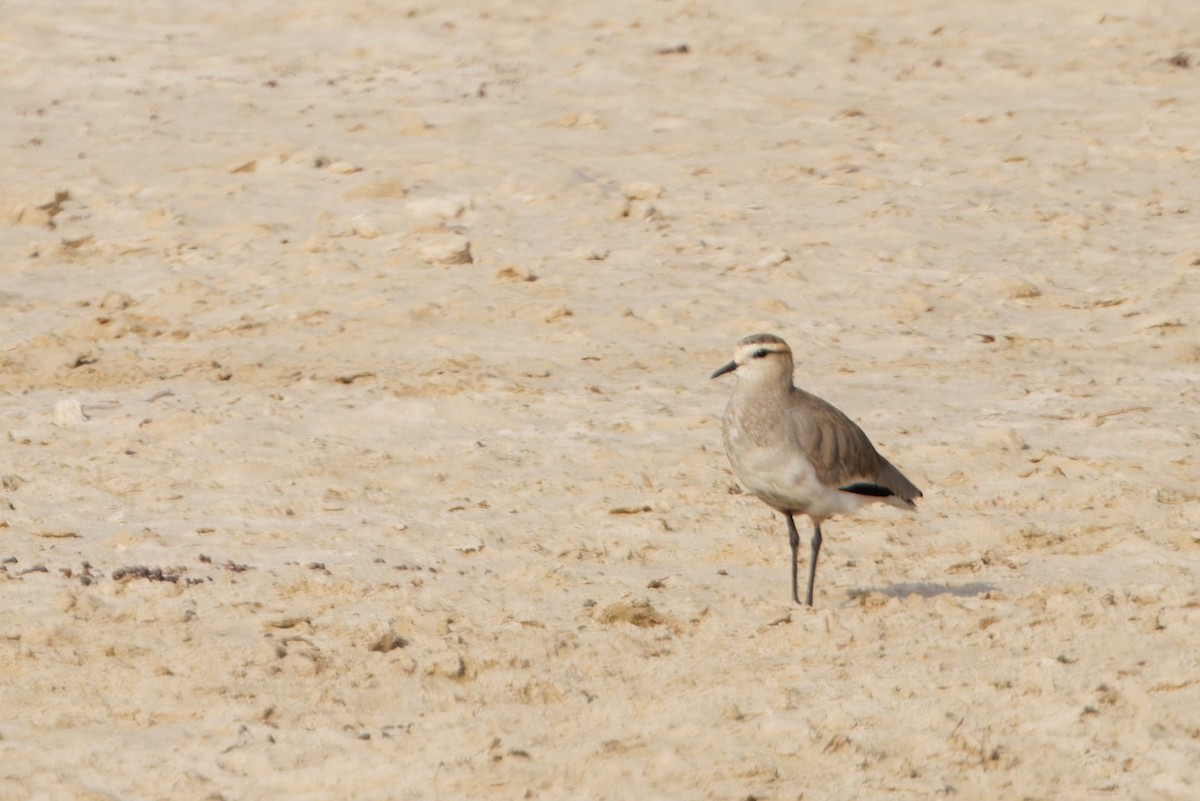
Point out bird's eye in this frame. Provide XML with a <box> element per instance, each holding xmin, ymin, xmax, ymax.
<box><xmin>753</xmin><ymin>348</ymin><xmax>770</xmax><ymax>359</ymax></box>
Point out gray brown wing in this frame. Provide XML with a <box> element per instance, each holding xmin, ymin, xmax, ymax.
<box><xmin>790</xmin><ymin>389</ymin><xmax>922</xmax><ymax>504</ymax></box>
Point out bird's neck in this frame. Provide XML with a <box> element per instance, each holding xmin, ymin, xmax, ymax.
<box><xmin>735</xmin><ymin>373</ymin><xmax>794</xmax><ymax>402</ymax></box>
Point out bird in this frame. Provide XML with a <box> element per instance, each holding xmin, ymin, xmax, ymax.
<box><xmin>711</xmin><ymin>333</ymin><xmax>922</xmax><ymax>606</ymax></box>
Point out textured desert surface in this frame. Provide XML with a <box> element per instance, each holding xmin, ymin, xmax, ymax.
<box><xmin>2</xmin><ymin>1</ymin><xmax>1199</xmax><ymax>799</ymax></box>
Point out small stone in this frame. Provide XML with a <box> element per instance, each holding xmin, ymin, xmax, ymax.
<box><xmin>1010</xmin><ymin>281</ymin><xmax>1042</xmax><ymax>299</ymax></box>
<box><xmin>899</xmin><ymin>290</ymin><xmax>934</xmax><ymax>314</ymax></box>
<box><xmin>571</xmin><ymin>247</ymin><xmax>609</xmax><ymax>261</ymax></box>
<box><xmin>553</xmin><ymin>112</ymin><xmax>604</xmax><ymax>128</ymax></box>
<box><xmin>631</xmin><ymin>201</ymin><xmax>660</xmax><ymax>220</ymax></box>
<box><xmin>495</xmin><ymin>265</ymin><xmax>536</xmax><ymax>282</ymax></box>
<box><xmin>352</xmin><ymin>218</ymin><xmax>383</xmax><ymax>239</ymax></box>
<box><xmin>14</xmin><ymin>206</ymin><xmax>52</xmax><ymax>227</ymax></box>
<box><xmin>985</xmin><ymin>428</ymin><xmax>1029</xmax><ymax>452</ymax></box>
<box><xmin>400</xmin><ymin>117</ymin><xmax>432</xmax><ymax>135</ymax></box>
<box><xmin>853</xmin><ymin>173</ymin><xmax>886</xmax><ymax>190</ymax></box>
<box><xmin>54</xmin><ymin>399</ymin><xmax>86</xmax><ymax>426</ymax></box>
<box><xmin>99</xmin><ymin>291</ymin><xmax>134</xmax><ymax>311</ymax></box>
<box><xmin>342</xmin><ymin>179</ymin><xmax>408</xmax><ymax>200</ymax></box>
<box><xmin>621</xmin><ymin>182</ymin><xmax>663</xmax><ymax>201</ymax></box>
<box><xmin>406</xmin><ymin>198</ymin><xmax>470</xmax><ymax>222</ymax></box>
<box><xmin>370</xmin><ymin>632</ymin><xmax>410</xmax><ymax>653</ymax></box>
<box><xmin>756</xmin><ymin>250</ymin><xmax>791</xmax><ymax>268</ymax></box>
<box><xmin>419</xmin><ymin>236</ymin><xmax>473</xmax><ymax>265</ymax></box>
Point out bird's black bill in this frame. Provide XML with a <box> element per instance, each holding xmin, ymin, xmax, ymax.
<box><xmin>710</xmin><ymin>361</ymin><xmax>738</xmax><ymax>379</ymax></box>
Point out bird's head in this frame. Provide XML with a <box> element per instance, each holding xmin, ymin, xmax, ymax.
<box><xmin>711</xmin><ymin>333</ymin><xmax>794</xmax><ymax>383</ymax></box>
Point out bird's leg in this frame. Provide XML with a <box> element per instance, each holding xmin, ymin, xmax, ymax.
<box><xmin>805</xmin><ymin>523</ymin><xmax>823</xmax><ymax>607</ymax></box>
<box><xmin>785</xmin><ymin>513</ymin><xmax>801</xmax><ymax>605</ymax></box>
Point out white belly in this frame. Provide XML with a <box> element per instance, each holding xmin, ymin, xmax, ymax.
<box><xmin>729</xmin><ymin>443</ymin><xmax>867</xmax><ymax>521</ymax></box>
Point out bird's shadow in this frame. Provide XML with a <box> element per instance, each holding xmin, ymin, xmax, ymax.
<box><xmin>847</xmin><ymin>581</ymin><xmax>996</xmax><ymax>600</ymax></box>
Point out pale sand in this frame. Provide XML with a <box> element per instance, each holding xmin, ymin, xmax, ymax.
<box><xmin>2</xmin><ymin>1</ymin><xmax>1199</xmax><ymax>799</ymax></box>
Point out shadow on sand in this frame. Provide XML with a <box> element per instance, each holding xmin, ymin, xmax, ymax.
<box><xmin>847</xmin><ymin>581</ymin><xmax>996</xmax><ymax>601</ymax></box>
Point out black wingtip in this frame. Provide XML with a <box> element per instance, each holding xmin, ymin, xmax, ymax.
<box><xmin>840</xmin><ymin>483</ymin><xmax>895</xmax><ymax>498</ymax></box>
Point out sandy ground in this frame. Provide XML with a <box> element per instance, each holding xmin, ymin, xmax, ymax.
<box><xmin>2</xmin><ymin>0</ymin><xmax>1199</xmax><ymax>798</ymax></box>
